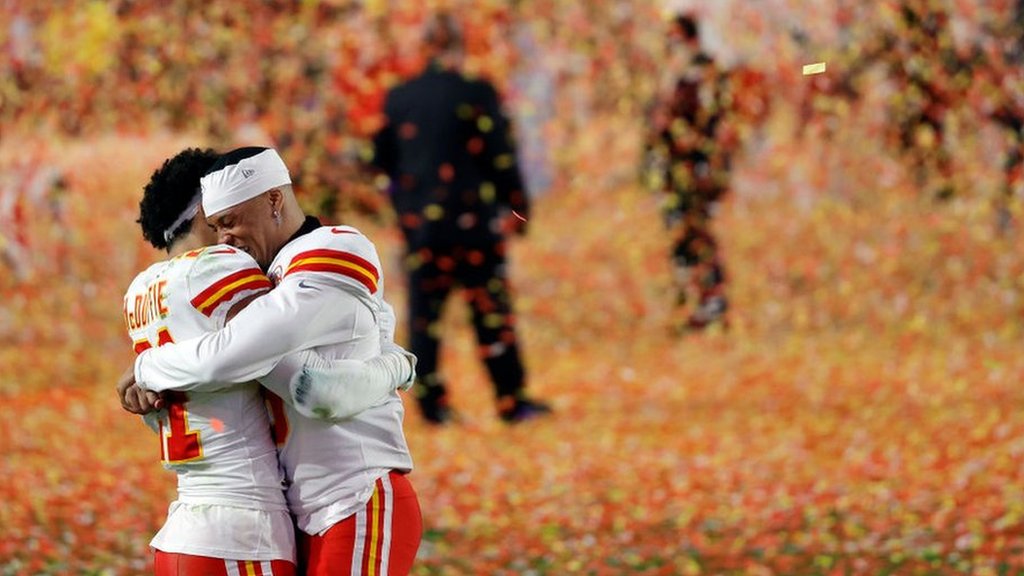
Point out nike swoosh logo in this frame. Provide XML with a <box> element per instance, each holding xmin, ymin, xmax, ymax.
<box><xmin>298</xmin><ymin>279</ymin><xmax>316</xmax><ymax>290</ymax></box>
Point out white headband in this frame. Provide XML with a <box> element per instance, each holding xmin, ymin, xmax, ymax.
<box><xmin>163</xmin><ymin>190</ymin><xmax>202</xmax><ymax>244</ymax></box>
<box><xmin>201</xmin><ymin>149</ymin><xmax>291</xmax><ymax>217</ymax></box>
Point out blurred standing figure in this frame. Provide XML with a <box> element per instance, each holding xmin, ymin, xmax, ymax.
<box><xmin>645</xmin><ymin>13</ymin><xmax>731</xmax><ymax>332</ymax></box>
<box><xmin>980</xmin><ymin>26</ymin><xmax>1024</xmax><ymax>234</ymax></box>
<box><xmin>885</xmin><ymin>0</ymin><xmax>960</xmax><ymax>200</ymax></box>
<box><xmin>371</xmin><ymin>13</ymin><xmax>552</xmax><ymax>425</ymax></box>
<box><xmin>508</xmin><ymin>14</ymin><xmax>556</xmax><ymax>198</ymax></box>
<box><xmin>0</xmin><ymin>180</ymin><xmax>30</xmax><ymax>283</ymax></box>
<box><xmin>972</xmin><ymin>0</ymin><xmax>1024</xmax><ymax>233</ymax></box>
<box><xmin>0</xmin><ymin>150</ymin><xmax>67</xmax><ymax>284</ymax></box>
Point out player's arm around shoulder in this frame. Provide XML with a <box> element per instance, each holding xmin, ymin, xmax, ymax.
<box><xmin>129</xmin><ymin>244</ymin><xmax>280</xmax><ymax>393</ymax></box>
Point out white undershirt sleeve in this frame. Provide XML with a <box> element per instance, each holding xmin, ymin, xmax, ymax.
<box><xmin>266</xmin><ymin>349</ymin><xmax>407</xmax><ymax>421</ymax></box>
<box><xmin>259</xmin><ymin>334</ymin><xmax>416</xmax><ymax>419</ymax></box>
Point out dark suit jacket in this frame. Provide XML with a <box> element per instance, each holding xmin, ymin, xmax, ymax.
<box><xmin>372</xmin><ymin>63</ymin><xmax>530</xmax><ymax>250</ymax></box>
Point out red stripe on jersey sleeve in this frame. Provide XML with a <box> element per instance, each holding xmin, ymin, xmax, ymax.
<box><xmin>285</xmin><ymin>249</ymin><xmax>380</xmax><ymax>293</ymax></box>
<box><xmin>190</xmin><ymin>269</ymin><xmax>272</xmax><ymax>317</ymax></box>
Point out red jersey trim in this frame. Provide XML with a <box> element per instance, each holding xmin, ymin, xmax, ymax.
<box><xmin>190</xmin><ymin>269</ymin><xmax>272</xmax><ymax>317</ymax></box>
<box><xmin>285</xmin><ymin>249</ymin><xmax>379</xmax><ymax>294</ymax></box>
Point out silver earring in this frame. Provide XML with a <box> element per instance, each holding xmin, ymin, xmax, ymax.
<box><xmin>273</xmin><ymin>210</ymin><xmax>281</xmax><ymax>225</ymax></box>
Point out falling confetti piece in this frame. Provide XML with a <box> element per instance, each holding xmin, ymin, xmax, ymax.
<box><xmin>512</xmin><ymin>210</ymin><xmax>528</xmax><ymax>222</ymax></box>
<box><xmin>209</xmin><ymin>418</ymin><xmax>224</xmax><ymax>432</ymax></box>
<box><xmin>802</xmin><ymin>62</ymin><xmax>827</xmax><ymax>75</ymax></box>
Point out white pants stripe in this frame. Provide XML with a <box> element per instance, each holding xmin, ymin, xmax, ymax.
<box><xmin>261</xmin><ymin>561</ymin><xmax>274</xmax><ymax>575</ymax></box>
<box><xmin>225</xmin><ymin>561</ymin><xmax>241</xmax><ymax>576</ymax></box>
<box><xmin>347</xmin><ymin>476</ymin><xmax>395</xmax><ymax>576</ymax></box>
<box><xmin>379</xmin><ymin>474</ymin><xmax>394</xmax><ymax>576</ymax></box>
<box><xmin>350</xmin><ymin>501</ymin><xmax>369</xmax><ymax>576</ymax></box>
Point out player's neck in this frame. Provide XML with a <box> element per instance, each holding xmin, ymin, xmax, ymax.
<box><xmin>428</xmin><ymin>51</ymin><xmax>463</xmax><ymax>72</ymax></box>
<box><xmin>167</xmin><ymin>233</ymin><xmax>207</xmax><ymax>258</ymax></box>
<box><xmin>276</xmin><ymin>198</ymin><xmax>307</xmax><ymax>246</ymax></box>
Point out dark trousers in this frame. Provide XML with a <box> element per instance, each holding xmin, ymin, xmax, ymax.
<box><xmin>406</xmin><ymin>243</ymin><xmax>525</xmax><ymax>407</ymax></box>
<box><xmin>665</xmin><ymin>198</ymin><xmax>726</xmax><ymax>306</ymax></box>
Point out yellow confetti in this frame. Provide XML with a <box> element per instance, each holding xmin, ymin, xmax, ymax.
<box><xmin>479</xmin><ymin>182</ymin><xmax>496</xmax><ymax>203</ymax></box>
<box><xmin>424</xmin><ymin>204</ymin><xmax>444</xmax><ymax>221</ymax></box>
<box><xmin>802</xmin><ymin>62</ymin><xmax>826</xmax><ymax>75</ymax></box>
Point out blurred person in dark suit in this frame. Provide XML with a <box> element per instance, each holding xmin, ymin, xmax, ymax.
<box><xmin>370</xmin><ymin>12</ymin><xmax>551</xmax><ymax>425</ymax></box>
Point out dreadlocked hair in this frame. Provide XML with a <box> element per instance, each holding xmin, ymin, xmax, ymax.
<box><xmin>138</xmin><ymin>148</ymin><xmax>219</xmax><ymax>250</ymax></box>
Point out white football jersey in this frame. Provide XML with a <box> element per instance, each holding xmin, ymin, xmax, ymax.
<box><xmin>265</xmin><ymin>225</ymin><xmax>413</xmax><ymax>535</ymax></box>
<box><xmin>123</xmin><ymin>245</ymin><xmax>293</xmax><ymax>561</ymax></box>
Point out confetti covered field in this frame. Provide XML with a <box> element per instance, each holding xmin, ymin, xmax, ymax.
<box><xmin>4</xmin><ymin>2</ymin><xmax>1024</xmax><ymax>575</ymax></box>
<box><xmin>2</xmin><ymin>112</ymin><xmax>1023</xmax><ymax>576</ymax></box>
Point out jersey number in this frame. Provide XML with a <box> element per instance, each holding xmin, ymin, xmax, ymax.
<box><xmin>135</xmin><ymin>329</ymin><xmax>203</xmax><ymax>464</ymax></box>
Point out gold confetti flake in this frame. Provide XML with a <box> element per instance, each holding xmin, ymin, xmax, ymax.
<box><xmin>802</xmin><ymin>62</ymin><xmax>826</xmax><ymax>75</ymax></box>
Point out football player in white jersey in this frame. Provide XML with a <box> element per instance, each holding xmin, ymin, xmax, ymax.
<box><xmin>123</xmin><ymin>148</ymin><xmax>415</xmax><ymax>576</ymax></box>
<box><xmin>120</xmin><ymin>147</ymin><xmax>422</xmax><ymax>576</ymax></box>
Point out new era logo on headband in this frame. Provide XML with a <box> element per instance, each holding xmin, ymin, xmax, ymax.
<box><xmin>201</xmin><ymin>147</ymin><xmax>292</xmax><ymax>217</ymax></box>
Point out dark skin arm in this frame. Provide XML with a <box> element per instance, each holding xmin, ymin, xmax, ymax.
<box><xmin>117</xmin><ymin>367</ymin><xmax>163</xmax><ymax>414</ymax></box>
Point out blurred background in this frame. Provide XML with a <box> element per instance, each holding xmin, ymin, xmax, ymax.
<box><xmin>3</xmin><ymin>0</ymin><xmax>1024</xmax><ymax>574</ymax></box>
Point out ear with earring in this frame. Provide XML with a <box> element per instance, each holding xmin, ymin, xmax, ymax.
<box><xmin>273</xmin><ymin>209</ymin><xmax>281</xmax><ymax>226</ymax></box>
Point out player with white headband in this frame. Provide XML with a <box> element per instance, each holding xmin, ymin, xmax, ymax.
<box><xmin>121</xmin><ymin>148</ymin><xmax>415</xmax><ymax>576</ymax></box>
<box><xmin>119</xmin><ymin>147</ymin><xmax>422</xmax><ymax>576</ymax></box>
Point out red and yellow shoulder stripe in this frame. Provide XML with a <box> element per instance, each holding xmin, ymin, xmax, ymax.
<box><xmin>190</xmin><ymin>268</ymin><xmax>272</xmax><ymax>317</ymax></box>
<box><xmin>285</xmin><ymin>249</ymin><xmax>379</xmax><ymax>294</ymax></box>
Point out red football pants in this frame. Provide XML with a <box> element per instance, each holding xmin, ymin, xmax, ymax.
<box><xmin>154</xmin><ymin>551</ymin><xmax>295</xmax><ymax>576</ymax></box>
<box><xmin>300</xmin><ymin>471</ymin><xmax>422</xmax><ymax>576</ymax></box>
